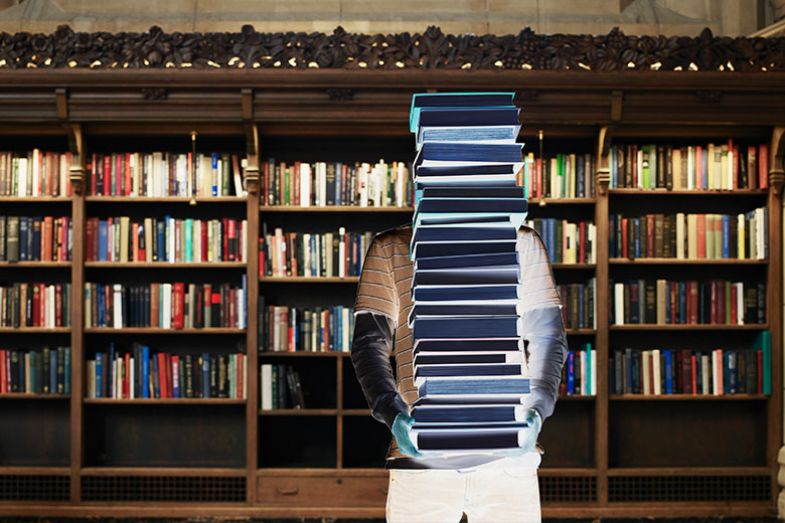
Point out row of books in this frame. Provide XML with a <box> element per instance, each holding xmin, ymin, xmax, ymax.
<box><xmin>262</xmin><ymin>159</ymin><xmax>412</xmax><ymax>207</ymax></box>
<box><xmin>88</xmin><ymin>152</ymin><xmax>246</xmax><ymax>197</ymax></box>
<box><xmin>518</xmin><ymin>152</ymin><xmax>595</xmax><ymax>199</ymax></box>
<box><xmin>609</xmin><ymin>142</ymin><xmax>769</xmax><ymax>190</ymax></box>
<box><xmin>610</xmin><ymin>338</ymin><xmax>772</xmax><ymax>395</ymax></box>
<box><xmin>259</xmin><ymin>363</ymin><xmax>305</xmax><ymax>410</ymax></box>
<box><xmin>85</xmin><ymin>216</ymin><xmax>247</xmax><ymax>263</ymax></box>
<box><xmin>0</xmin><ymin>216</ymin><xmax>72</xmax><ymax>262</ymax></box>
<box><xmin>86</xmin><ymin>343</ymin><xmax>246</xmax><ymax>399</ymax></box>
<box><xmin>557</xmin><ymin>280</ymin><xmax>596</xmax><ymax>330</ymax></box>
<box><xmin>0</xmin><ymin>283</ymin><xmax>71</xmax><ymax>328</ymax></box>
<box><xmin>610</xmin><ymin>280</ymin><xmax>766</xmax><ymax>325</ymax></box>
<box><xmin>0</xmin><ymin>150</ymin><xmax>74</xmax><ymax>197</ymax></box>
<box><xmin>609</xmin><ymin>208</ymin><xmax>768</xmax><ymax>260</ymax></box>
<box><xmin>559</xmin><ymin>343</ymin><xmax>596</xmax><ymax>396</ymax></box>
<box><xmin>259</xmin><ymin>227</ymin><xmax>373</xmax><ymax>278</ymax></box>
<box><xmin>0</xmin><ymin>347</ymin><xmax>71</xmax><ymax>395</ymax></box>
<box><xmin>259</xmin><ymin>304</ymin><xmax>354</xmax><ymax>352</ymax></box>
<box><xmin>525</xmin><ymin>219</ymin><xmax>597</xmax><ymax>264</ymax></box>
<box><xmin>84</xmin><ymin>279</ymin><xmax>247</xmax><ymax>329</ymax></box>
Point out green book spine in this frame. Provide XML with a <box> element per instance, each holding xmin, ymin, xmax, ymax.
<box><xmin>184</xmin><ymin>218</ymin><xmax>193</xmax><ymax>262</ymax></box>
<box><xmin>763</xmin><ymin>330</ymin><xmax>771</xmax><ymax>394</ymax></box>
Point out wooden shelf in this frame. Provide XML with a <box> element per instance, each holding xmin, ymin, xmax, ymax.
<box><xmin>86</xmin><ymin>196</ymin><xmax>246</xmax><ymax>203</ymax></box>
<box><xmin>606</xmin><ymin>466</ymin><xmax>771</xmax><ymax>476</ymax></box>
<box><xmin>84</xmin><ymin>327</ymin><xmax>245</xmax><ymax>334</ymax></box>
<box><xmin>0</xmin><ymin>261</ymin><xmax>71</xmax><ymax>268</ymax></box>
<box><xmin>610</xmin><ymin>394</ymin><xmax>768</xmax><ymax>401</ymax></box>
<box><xmin>609</xmin><ymin>189</ymin><xmax>768</xmax><ymax>196</ymax></box>
<box><xmin>86</xmin><ymin>261</ymin><xmax>246</xmax><ymax>269</ymax></box>
<box><xmin>0</xmin><ymin>327</ymin><xmax>70</xmax><ymax>333</ymax></box>
<box><xmin>566</xmin><ymin>328</ymin><xmax>597</xmax><ymax>335</ymax></box>
<box><xmin>261</xmin><ymin>205</ymin><xmax>413</xmax><ymax>213</ymax></box>
<box><xmin>84</xmin><ymin>398</ymin><xmax>245</xmax><ymax>405</ymax></box>
<box><xmin>259</xmin><ymin>408</ymin><xmax>337</xmax><ymax>415</ymax></box>
<box><xmin>0</xmin><ymin>197</ymin><xmax>70</xmax><ymax>203</ymax></box>
<box><xmin>0</xmin><ymin>466</ymin><xmax>71</xmax><ymax>475</ymax></box>
<box><xmin>260</xmin><ymin>276</ymin><xmax>360</xmax><ymax>283</ymax></box>
<box><xmin>610</xmin><ymin>258</ymin><xmax>767</xmax><ymax>265</ymax></box>
<box><xmin>0</xmin><ymin>393</ymin><xmax>70</xmax><ymax>400</ymax></box>
<box><xmin>610</xmin><ymin>324</ymin><xmax>768</xmax><ymax>331</ymax></box>
<box><xmin>80</xmin><ymin>466</ymin><xmax>247</xmax><ymax>476</ymax></box>
<box><xmin>528</xmin><ymin>197</ymin><xmax>595</xmax><ymax>205</ymax></box>
<box><xmin>258</xmin><ymin>351</ymin><xmax>349</xmax><ymax>357</ymax></box>
<box><xmin>551</xmin><ymin>263</ymin><xmax>596</xmax><ymax>269</ymax></box>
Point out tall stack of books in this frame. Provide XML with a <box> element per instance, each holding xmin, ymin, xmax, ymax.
<box><xmin>407</xmin><ymin>92</ymin><xmax>532</xmax><ymax>455</ymax></box>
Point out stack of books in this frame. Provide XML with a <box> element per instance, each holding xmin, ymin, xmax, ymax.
<box><xmin>407</xmin><ymin>92</ymin><xmax>533</xmax><ymax>456</ymax></box>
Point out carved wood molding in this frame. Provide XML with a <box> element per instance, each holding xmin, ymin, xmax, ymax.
<box><xmin>0</xmin><ymin>25</ymin><xmax>784</xmax><ymax>72</ymax></box>
<box><xmin>769</xmin><ymin>126</ymin><xmax>785</xmax><ymax>195</ymax></box>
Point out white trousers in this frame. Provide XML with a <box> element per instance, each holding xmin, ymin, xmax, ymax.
<box><xmin>385</xmin><ymin>452</ymin><xmax>542</xmax><ymax>523</ymax></box>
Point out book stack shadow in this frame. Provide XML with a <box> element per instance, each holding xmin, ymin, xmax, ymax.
<box><xmin>408</xmin><ymin>92</ymin><xmax>533</xmax><ymax>456</ymax></box>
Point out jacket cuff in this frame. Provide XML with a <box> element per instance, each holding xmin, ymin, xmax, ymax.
<box><xmin>373</xmin><ymin>392</ymin><xmax>410</xmax><ymax>429</ymax></box>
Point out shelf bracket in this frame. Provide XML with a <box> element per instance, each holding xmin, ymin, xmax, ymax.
<box><xmin>595</xmin><ymin>125</ymin><xmax>614</xmax><ymax>195</ymax></box>
<box><xmin>769</xmin><ymin>126</ymin><xmax>785</xmax><ymax>195</ymax></box>
<box><xmin>241</xmin><ymin>88</ymin><xmax>260</xmax><ymax>195</ymax></box>
<box><xmin>56</xmin><ymin>88</ymin><xmax>86</xmax><ymax>195</ymax></box>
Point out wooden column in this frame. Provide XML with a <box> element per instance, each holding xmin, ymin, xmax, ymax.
<box><xmin>594</xmin><ymin>125</ymin><xmax>612</xmax><ymax>507</ymax></box>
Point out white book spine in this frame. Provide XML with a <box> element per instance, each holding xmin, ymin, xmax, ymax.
<box><xmin>642</xmin><ymin>350</ymin><xmax>651</xmax><ymax>395</ymax></box>
<box><xmin>701</xmin><ymin>354</ymin><xmax>710</xmax><ymax>394</ymax></box>
<box><xmin>675</xmin><ymin>213</ymin><xmax>685</xmax><ymax>259</ymax></box>
<box><xmin>113</xmin><ymin>284</ymin><xmax>123</xmax><ymax>328</ymax></box>
<box><xmin>260</xmin><ymin>364</ymin><xmax>272</xmax><ymax>410</ymax></box>
<box><xmin>613</xmin><ymin>283</ymin><xmax>624</xmax><ymax>325</ymax></box>
<box><xmin>590</xmin><ymin>349</ymin><xmax>597</xmax><ymax>395</ymax></box>
<box><xmin>652</xmin><ymin>349</ymin><xmax>661</xmax><ymax>395</ymax></box>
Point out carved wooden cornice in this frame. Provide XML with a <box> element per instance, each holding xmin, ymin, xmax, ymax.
<box><xmin>0</xmin><ymin>25</ymin><xmax>784</xmax><ymax>72</ymax></box>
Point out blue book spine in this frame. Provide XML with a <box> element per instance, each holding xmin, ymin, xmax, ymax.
<box><xmin>633</xmin><ymin>218</ymin><xmax>641</xmax><ymax>258</ymax></box>
<box><xmin>625</xmin><ymin>349</ymin><xmax>633</xmax><ymax>394</ymax></box>
<box><xmin>211</xmin><ymin>153</ymin><xmax>219</xmax><ymax>196</ymax></box>
<box><xmin>95</xmin><ymin>353</ymin><xmax>103</xmax><ymax>398</ymax></box>
<box><xmin>50</xmin><ymin>349</ymin><xmax>57</xmax><ymax>395</ymax></box>
<box><xmin>722</xmin><ymin>215</ymin><xmax>730</xmax><ymax>258</ymax></box>
<box><xmin>64</xmin><ymin>347</ymin><xmax>71</xmax><ymax>395</ymax></box>
<box><xmin>664</xmin><ymin>350</ymin><xmax>673</xmax><ymax>394</ymax></box>
<box><xmin>98</xmin><ymin>220</ymin><xmax>108</xmax><ymax>261</ymax></box>
<box><xmin>335</xmin><ymin>162</ymin><xmax>342</xmax><ymax>206</ymax></box>
<box><xmin>202</xmin><ymin>353</ymin><xmax>211</xmax><ymax>398</ymax></box>
<box><xmin>702</xmin><ymin>151</ymin><xmax>709</xmax><ymax>190</ymax></box>
<box><xmin>610</xmin><ymin>147</ymin><xmax>617</xmax><ymax>188</ymax></box>
<box><xmin>723</xmin><ymin>351</ymin><xmax>730</xmax><ymax>394</ymax></box>
<box><xmin>728</xmin><ymin>351</ymin><xmax>737</xmax><ymax>394</ymax></box>
<box><xmin>156</xmin><ymin>219</ymin><xmax>166</xmax><ymax>261</ymax></box>
<box><xmin>566</xmin><ymin>352</ymin><xmax>575</xmax><ymax>394</ymax></box>
<box><xmin>142</xmin><ymin>345</ymin><xmax>149</xmax><ymax>399</ymax></box>
<box><xmin>151</xmin><ymin>355</ymin><xmax>159</xmax><ymax>398</ymax></box>
<box><xmin>584</xmin><ymin>343</ymin><xmax>592</xmax><ymax>395</ymax></box>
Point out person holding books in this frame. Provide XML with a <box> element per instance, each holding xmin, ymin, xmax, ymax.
<box><xmin>350</xmin><ymin>223</ymin><xmax>568</xmax><ymax>523</ymax></box>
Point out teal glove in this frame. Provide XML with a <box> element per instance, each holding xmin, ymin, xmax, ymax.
<box><xmin>391</xmin><ymin>412</ymin><xmax>422</xmax><ymax>458</ymax></box>
<box><xmin>518</xmin><ymin>408</ymin><xmax>542</xmax><ymax>453</ymax></box>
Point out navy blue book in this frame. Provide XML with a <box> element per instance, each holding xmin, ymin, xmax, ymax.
<box><xmin>422</xmin><ymin>187</ymin><xmax>525</xmax><ymax>199</ymax></box>
<box><xmin>413</xmin><ymin>317</ymin><xmax>519</xmax><ymax>339</ymax></box>
<box><xmin>413</xmin><ymin>428</ymin><xmax>526</xmax><ymax>451</ymax></box>
<box><xmin>417</xmin><ymin>252</ymin><xmax>519</xmax><ymax>270</ymax></box>
<box><xmin>414</xmin><ymin>285</ymin><xmax>518</xmax><ymax>302</ymax></box>
<box><xmin>412</xmin><ymin>93</ymin><xmax>515</xmax><ymax>108</ymax></box>
<box><xmin>414</xmin><ymin>364</ymin><xmax>521</xmax><ymax>380</ymax></box>
<box><xmin>413</xmin><ymin>226</ymin><xmax>516</xmax><ymax>243</ymax></box>
<box><xmin>417</xmin><ymin>378</ymin><xmax>530</xmax><ymax>396</ymax></box>
<box><xmin>417</xmin><ymin>199</ymin><xmax>527</xmax><ymax>214</ymax></box>
<box><xmin>415</xmin><ymin>164</ymin><xmax>519</xmax><ymax>177</ymax></box>
<box><xmin>419</xmin><ymin>107</ymin><xmax>520</xmax><ymax>127</ymax></box>
<box><xmin>416</xmin><ymin>143</ymin><xmax>523</xmax><ymax>165</ymax></box>
<box><xmin>413</xmin><ymin>241</ymin><xmax>517</xmax><ymax>258</ymax></box>
<box><xmin>414</xmin><ymin>353</ymin><xmax>511</xmax><ymax>365</ymax></box>
<box><xmin>419</xmin><ymin>216</ymin><xmax>512</xmax><ymax>226</ymax></box>
<box><xmin>412</xmin><ymin>267</ymin><xmax>519</xmax><ymax>286</ymax></box>
<box><xmin>414</xmin><ymin>339</ymin><xmax>520</xmax><ymax>354</ymax></box>
<box><xmin>412</xmin><ymin>405</ymin><xmax>525</xmax><ymax>423</ymax></box>
<box><xmin>410</xmin><ymin>303</ymin><xmax>518</xmax><ymax>319</ymax></box>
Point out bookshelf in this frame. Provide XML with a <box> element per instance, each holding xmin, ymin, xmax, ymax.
<box><xmin>0</xmin><ymin>43</ymin><xmax>783</xmax><ymax>520</ymax></box>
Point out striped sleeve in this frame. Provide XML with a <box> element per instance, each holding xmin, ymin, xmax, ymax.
<box><xmin>354</xmin><ymin>236</ymin><xmax>399</xmax><ymax>323</ymax></box>
<box><xmin>517</xmin><ymin>227</ymin><xmax>562</xmax><ymax>312</ymax></box>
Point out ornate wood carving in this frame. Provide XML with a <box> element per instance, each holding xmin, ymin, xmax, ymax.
<box><xmin>769</xmin><ymin>126</ymin><xmax>785</xmax><ymax>195</ymax></box>
<box><xmin>0</xmin><ymin>25</ymin><xmax>783</xmax><ymax>72</ymax></box>
<box><xmin>595</xmin><ymin>125</ymin><xmax>613</xmax><ymax>196</ymax></box>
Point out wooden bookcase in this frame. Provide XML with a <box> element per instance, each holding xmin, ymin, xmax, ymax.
<box><xmin>0</xmin><ymin>65</ymin><xmax>783</xmax><ymax>519</ymax></box>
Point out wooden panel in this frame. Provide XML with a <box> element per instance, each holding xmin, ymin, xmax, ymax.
<box><xmin>256</xmin><ymin>475</ymin><xmax>387</xmax><ymax>507</ymax></box>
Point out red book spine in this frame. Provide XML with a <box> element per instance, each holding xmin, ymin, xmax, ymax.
<box><xmin>222</xmin><ymin>218</ymin><xmax>230</xmax><ymax>261</ymax></box>
<box><xmin>55</xmin><ymin>284</ymin><xmax>63</xmax><ymax>327</ymax></box>
<box><xmin>173</xmin><ymin>283</ymin><xmax>185</xmax><ymax>329</ymax></box>
<box><xmin>536</xmin><ymin>158</ymin><xmax>543</xmax><ymax>199</ymax></box>
<box><xmin>124</xmin><ymin>153</ymin><xmax>132</xmax><ymax>196</ymax></box>
<box><xmin>166</xmin><ymin>353</ymin><xmax>173</xmax><ymax>398</ymax></box>
<box><xmin>730</xmin><ymin>283</ymin><xmax>738</xmax><ymax>324</ymax></box>
<box><xmin>211</xmin><ymin>293</ymin><xmax>221</xmax><ymax>328</ymax></box>
<box><xmin>103</xmin><ymin>155</ymin><xmax>111</xmax><ymax>196</ymax></box>
<box><xmin>691</xmin><ymin>354</ymin><xmax>698</xmax><ymax>395</ymax></box>
<box><xmin>131</xmin><ymin>223</ymin><xmax>139</xmax><ymax>262</ymax></box>
<box><xmin>157</xmin><ymin>352</ymin><xmax>167</xmax><ymax>398</ymax></box>
<box><xmin>32</xmin><ymin>285</ymin><xmax>41</xmax><ymax>326</ymax></box>
<box><xmin>579</xmin><ymin>221</ymin><xmax>586</xmax><ymax>263</ymax></box>
<box><xmin>759</xmin><ymin>144</ymin><xmax>768</xmax><ymax>189</ymax></box>
<box><xmin>757</xmin><ymin>350</ymin><xmax>763</xmax><ymax>393</ymax></box>
<box><xmin>696</xmin><ymin>145</ymin><xmax>704</xmax><ymax>189</ymax></box>
<box><xmin>258</xmin><ymin>237</ymin><xmax>265</xmax><ymax>278</ymax></box>
<box><xmin>709</xmin><ymin>281</ymin><xmax>717</xmax><ymax>323</ymax></box>
<box><xmin>201</xmin><ymin>220</ymin><xmax>208</xmax><ymax>262</ymax></box>
<box><xmin>0</xmin><ymin>350</ymin><xmax>5</xmax><ymax>393</ymax></box>
<box><xmin>228</xmin><ymin>219</ymin><xmax>237</xmax><ymax>261</ymax></box>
